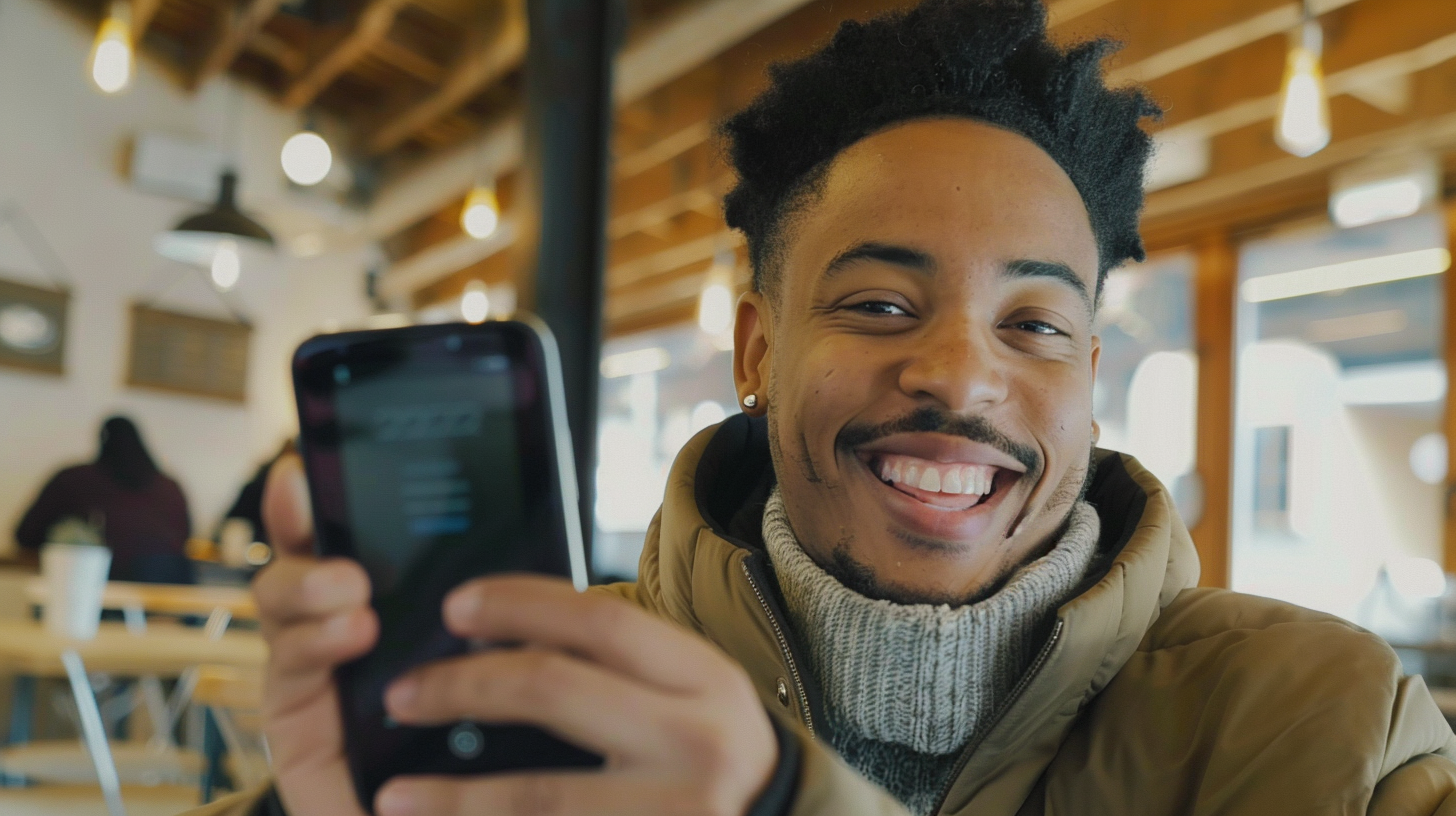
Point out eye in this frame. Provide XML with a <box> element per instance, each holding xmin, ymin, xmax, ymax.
<box><xmin>848</xmin><ymin>300</ymin><xmax>910</xmax><ymax>317</ymax></box>
<box><xmin>1010</xmin><ymin>320</ymin><xmax>1063</xmax><ymax>336</ymax></box>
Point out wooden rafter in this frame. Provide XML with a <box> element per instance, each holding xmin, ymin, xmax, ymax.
<box><xmin>365</xmin><ymin>0</ymin><xmax>527</xmax><ymax>156</ymax></box>
<box><xmin>281</xmin><ymin>0</ymin><xmax>409</xmax><ymax>110</ymax></box>
<box><xmin>131</xmin><ymin>0</ymin><xmax>163</xmax><ymax>42</ymax></box>
<box><xmin>368</xmin><ymin>0</ymin><xmax>819</xmax><ymax>244</ymax></box>
<box><xmin>192</xmin><ymin>0</ymin><xmax>285</xmax><ymax>90</ymax></box>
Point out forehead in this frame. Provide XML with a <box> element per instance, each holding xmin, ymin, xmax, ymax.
<box><xmin>782</xmin><ymin>118</ymin><xmax>1099</xmax><ymax>288</ymax></box>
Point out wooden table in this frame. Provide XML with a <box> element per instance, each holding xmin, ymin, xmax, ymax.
<box><xmin>0</xmin><ymin>620</ymin><xmax>264</xmax><ymax>678</ymax></box>
<box><xmin>24</xmin><ymin>579</ymin><xmax>257</xmax><ymax>621</ymax></box>
<box><xmin>0</xmin><ymin>619</ymin><xmax>266</xmax><ymax>815</ymax></box>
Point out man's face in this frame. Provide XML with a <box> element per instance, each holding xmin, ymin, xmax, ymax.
<box><xmin>734</xmin><ymin>118</ymin><xmax>1102</xmax><ymax>605</ymax></box>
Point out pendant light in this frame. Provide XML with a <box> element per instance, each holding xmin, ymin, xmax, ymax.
<box><xmin>1274</xmin><ymin>6</ymin><xmax>1330</xmax><ymax>158</ymax></box>
<box><xmin>89</xmin><ymin>0</ymin><xmax>133</xmax><ymax>94</ymax></box>
<box><xmin>461</xmin><ymin>183</ymin><xmax>500</xmax><ymax>240</ymax></box>
<box><xmin>281</xmin><ymin>115</ymin><xmax>333</xmax><ymax>187</ymax></box>
<box><xmin>154</xmin><ymin>170</ymin><xmax>274</xmax><ymax>286</ymax></box>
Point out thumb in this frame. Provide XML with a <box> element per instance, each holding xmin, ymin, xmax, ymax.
<box><xmin>263</xmin><ymin>454</ymin><xmax>315</xmax><ymax>558</ymax></box>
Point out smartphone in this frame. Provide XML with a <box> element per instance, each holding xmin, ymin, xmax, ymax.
<box><xmin>292</xmin><ymin>318</ymin><xmax>601</xmax><ymax>812</ymax></box>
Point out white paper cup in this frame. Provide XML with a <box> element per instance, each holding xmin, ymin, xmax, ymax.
<box><xmin>41</xmin><ymin>543</ymin><xmax>112</xmax><ymax>640</ymax></box>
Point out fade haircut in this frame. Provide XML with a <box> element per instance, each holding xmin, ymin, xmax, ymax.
<box><xmin>720</xmin><ymin>0</ymin><xmax>1161</xmax><ymax>299</ymax></box>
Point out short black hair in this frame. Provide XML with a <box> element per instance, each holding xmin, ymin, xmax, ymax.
<box><xmin>720</xmin><ymin>0</ymin><xmax>1160</xmax><ymax>297</ymax></box>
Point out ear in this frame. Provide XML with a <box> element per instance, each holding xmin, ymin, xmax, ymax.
<box><xmin>733</xmin><ymin>290</ymin><xmax>771</xmax><ymax>415</ymax></box>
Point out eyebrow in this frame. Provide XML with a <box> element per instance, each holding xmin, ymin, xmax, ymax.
<box><xmin>823</xmin><ymin>242</ymin><xmax>937</xmax><ymax>277</ymax></box>
<box><xmin>822</xmin><ymin>241</ymin><xmax>1093</xmax><ymax>312</ymax></box>
<box><xmin>1005</xmin><ymin>258</ymin><xmax>1093</xmax><ymax>313</ymax></box>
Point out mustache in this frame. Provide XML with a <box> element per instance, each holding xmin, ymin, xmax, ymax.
<box><xmin>835</xmin><ymin>406</ymin><xmax>1042</xmax><ymax>478</ymax></box>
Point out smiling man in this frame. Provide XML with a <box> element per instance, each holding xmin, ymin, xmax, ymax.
<box><xmin>196</xmin><ymin>1</ymin><xmax>1456</xmax><ymax>815</ymax></box>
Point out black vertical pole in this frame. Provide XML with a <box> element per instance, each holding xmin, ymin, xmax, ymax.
<box><xmin>516</xmin><ymin>0</ymin><xmax>622</xmax><ymax>577</ymax></box>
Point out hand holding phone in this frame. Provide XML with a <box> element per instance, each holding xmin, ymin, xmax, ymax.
<box><xmin>254</xmin><ymin>457</ymin><xmax>781</xmax><ymax>816</ymax></box>
<box><xmin>290</xmin><ymin>320</ymin><xmax>599</xmax><ymax>809</ymax></box>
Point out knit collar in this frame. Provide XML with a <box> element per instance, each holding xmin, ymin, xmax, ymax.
<box><xmin>763</xmin><ymin>488</ymin><xmax>1100</xmax><ymax>755</ymax></box>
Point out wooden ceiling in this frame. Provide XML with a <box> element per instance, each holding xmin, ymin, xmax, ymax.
<box><xmin>54</xmin><ymin>0</ymin><xmax>1456</xmax><ymax>336</ymax></box>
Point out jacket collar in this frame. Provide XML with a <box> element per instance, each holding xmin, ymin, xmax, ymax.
<box><xmin>643</xmin><ymin>414</ymin><xmax>1200</xmax><ymax>811</ymax></box>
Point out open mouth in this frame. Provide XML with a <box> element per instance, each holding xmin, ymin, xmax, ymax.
<box><xmin>866</xmin><ymin>453</ymin><xmax>1010</xmax><ymax>511</ymax></box>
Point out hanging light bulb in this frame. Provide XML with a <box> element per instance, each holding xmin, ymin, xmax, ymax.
<box><xmin>461</xmin><ymin>184</ymin><xmax>500</xmax><ymax>240</ymax></box>
<box><xmin>1275</xmin><ymin>18</ymin><xmax>1330</xmax><ymax>158</ymax></box>
<box><xmin>281</xmin><ymin>128</ymin><xmax>333</xmax><ymax>186</ymax></box>
<box><xmin>698</xmin><ymin>249</ymin><xmax>736</xmax><ymax>338</ymax></box>
<box><xmin>461</xmin><ymin>280</ymin><xmax>490</xmax><ymax>324</ymax></box>
<box><xmin>89</xmin><ymin>1</ymin><xmax>133</xmax><ymax>94</ymax></box>
<box><xmin>211</xmin><ymin>239</ymin><xmax>241</xmax><ymax>290</ymax></box>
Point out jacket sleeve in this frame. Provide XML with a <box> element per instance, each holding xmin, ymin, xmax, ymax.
<box><xmin>14</xmin><ymin>469</ymin><xmax>73</xmax><ymax>549</ymax></box>
<box><xmin>1367</xmin><ymin>674</ymin><xmax>1456</xmax><ymax>816</ymax></box>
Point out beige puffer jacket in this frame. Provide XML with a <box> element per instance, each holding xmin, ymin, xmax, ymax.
<box><xmin>194</xmin><ymin>415</ymin><xmax>1456</xmax><ymax>816</ymax></box>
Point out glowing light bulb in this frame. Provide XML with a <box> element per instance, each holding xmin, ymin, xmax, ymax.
<box><xmin>698</xmin><ymin>281</ymin><xmax>733</xmax><ymax>335</ymax></box>
<box><xmin>1274</xmin><ymin>21</ymin><xmax>1330</xmax><ymax>158</ymax></box>
<box><xmin>211</xmin><ymin>240</ymin><xmax>241</xmax><ymax>290</ymax></box>
<box><xmin>461</xmin><ymin>281</ymin><xmax>490</xmax><ymax>324</ymax></box>
<box><xmin>281</xmin><ymin>131</ymin><xmax>332</xmax><ymax>186</ymax></box>
<box><xmin>698</xmin><ymin>251</ymin><xmax>736</xmax><ymax>337</ymax></box>
<box><xmin>89</xmin><ymin>2</ymin><xmax>133</xmax><ymax>94</ymax></box>
<box><xmin>461</xmin><ymin>185</ymin><xmax>499</xmax><ymax>240</ymax></box>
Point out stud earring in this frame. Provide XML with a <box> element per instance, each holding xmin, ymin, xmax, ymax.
<box><xmin>742</xmin><ymin>394</ymin><xmax>758</xmax><ymax>409</ymax></box>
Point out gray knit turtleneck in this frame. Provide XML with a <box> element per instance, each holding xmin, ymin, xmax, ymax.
<box><xmin>762</xmin><ymin>489</ymin><xmax>1099</xmax><ymax>815</ymax></box>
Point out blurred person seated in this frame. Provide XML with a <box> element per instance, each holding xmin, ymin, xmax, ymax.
<box><xmin>191</xmin><ymin>1</ymin><xmax>1456</xmax><ymax>814</ymax></box>
<box><xmin>217</xmin><ymin>438</ymin><xmax>296</xmax><ymax>550</ymax></box>
<box><xmin>16</xmin><ymin>415</ymin><xmax>194</xmax><ymax>584</ymax></box>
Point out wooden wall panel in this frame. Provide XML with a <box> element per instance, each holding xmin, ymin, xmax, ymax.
<box><xmin>1191</xmin><ymin>231</ymin><xmax>1236</xmax><ymax>588</ymax></box>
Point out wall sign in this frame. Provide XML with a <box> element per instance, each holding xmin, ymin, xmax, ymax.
<box><xmin>127</xmin><ymin>304</ymin><xmax>250</xmax><ymax>402</ymax></box>
<box><xmin>0</xmin><ymin>276</ymin><xmax>68</xmax><ymax>375</ymax></box>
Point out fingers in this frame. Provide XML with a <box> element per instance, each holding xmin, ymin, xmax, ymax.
<box><xmin>442</xmin><ymin>575</ymin><xmax>727</xmax><ymax>692</ymax></box>
<box><xmin>255</xmin><ymin>558</ymin><xmax>371</xmax><ymax>633</ymax></box>
<box><xmin>386</xmin><ymin>648</ymin><xmax>663</xmax><ymax>758</ymax></box>
<box><xmin>263</xmin><ymin>453</ymin><xmax>314</xmax><ymax>556</ymax></box>
<box><xmin>267</xmin><ymin>605</ymin><xmax>377</xmax><ymax>682</ymax></box>
<box><xmin>376</xmin><ymin>772</ymin><xmax>699</xmax><ymax>816</ymax></box>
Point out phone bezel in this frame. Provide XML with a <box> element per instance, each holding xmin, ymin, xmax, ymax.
<box><xmin>291</xmin><ymin>317</ymin><xmax>588</xmax><ymax>592</ymax></box>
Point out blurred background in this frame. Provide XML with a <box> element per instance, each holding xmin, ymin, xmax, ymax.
<box><xmin>1</xmin><ymin>0</ymin><xmax>1455</xmax><ymax>810</ymax></box>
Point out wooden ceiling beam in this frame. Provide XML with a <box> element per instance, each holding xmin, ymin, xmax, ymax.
<box><xmin>371</xmin><ymin>36</ymin><xmax>446</xmax><ymax>85</ymax></box>
<box><xmin>192</xmin><ymin>0</ymin><xmax>285</xmax><ymax>90</ymax></box>
<box><xmin>132</xmin><ymin>0</ymin><xmax>163</xmax><ymax>42</ymax></box>
<box><xmin>370</xmin><ymin>0</ymin><xmax>818</xmax><ymax>245</ymax></box>
<box><xmin>365</xmin><ymin>0</ymin><xmax>527</xmax><ymax>156</ymax></box>
<box><xmin>281</xmin><ymin>0</ymin><xmax>409</xmax><ymax>110</ymax></box>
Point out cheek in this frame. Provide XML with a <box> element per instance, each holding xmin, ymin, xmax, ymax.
<box><xmin>1016</xmin><ymin>369</ymin><xmax>1094</xmax><ymax>462</ymax></box>
<box><xmin>778</xmin><ymin>336</ymin><xmax>889</xmax><ymax>429</ymax></box>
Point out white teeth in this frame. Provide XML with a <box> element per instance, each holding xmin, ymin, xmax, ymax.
<box><xmin>876</xmin><ymin>454</ymin><xmax>1000</xmax><ymax>498</ymax></box>
<box><xmin>942</xmin><ymin>469</ymin><xmax>962</xmax><ymax>494</ymax></box>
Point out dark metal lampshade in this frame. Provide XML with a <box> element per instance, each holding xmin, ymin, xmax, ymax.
<box><xmin>154</xmin><ymin>170</ymin><xmax>274</xmax><ymax>266</ymax></box>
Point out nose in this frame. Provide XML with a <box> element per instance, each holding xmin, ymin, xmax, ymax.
<box><xmin>897</xmin><ymin>312</ymin><xmax>1009</xmax><ymax>413</ymax></box>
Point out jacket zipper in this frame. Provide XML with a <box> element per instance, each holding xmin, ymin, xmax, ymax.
<box><xmin>741</xmin><ymin>560</ymin><xmax>816</xmax><ymax>738</ymax></box>
<box><xmin>929</xmin><ymin>619</ymin><xmax>1065</xmax><ymax>816</ymax></box>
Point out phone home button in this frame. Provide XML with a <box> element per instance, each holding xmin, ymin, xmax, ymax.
<box><xmin>448</xmin><ymin>722</ymin><xmax>485</xmax><ymax>760</ymax></box>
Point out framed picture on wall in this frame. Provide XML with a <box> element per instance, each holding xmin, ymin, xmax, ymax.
<box><xmin>126</xmin><ymin>304</ymin><xmax>251</xmax><ymax>402</ymax></box>
<box><xmin>0</xmin><ymin>276</ymin><xmax>68</xmax><ymax>375</ymax></box>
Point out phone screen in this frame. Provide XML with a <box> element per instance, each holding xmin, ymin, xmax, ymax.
<box><xmin>334</xmin><ymin>355</ymin><xmax>523</xmax><ymax>595</ymax></box>
<box><xmin>293</xmin><ymin>322</ymin><xmax>596</xmax><ymax>812</ymax></box>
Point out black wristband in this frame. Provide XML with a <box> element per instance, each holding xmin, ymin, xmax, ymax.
<box><xmin>746</xmin><ymin>712</ymin><xmax>803</xmax><ymax>816</ymax></box>
<box><xmin>250</xmin><ymin>785</ymin><xmax>288</xmax><ymax>816</ymax></box>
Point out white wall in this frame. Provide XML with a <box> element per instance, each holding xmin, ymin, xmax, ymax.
<box><xmin>0</xmin><ymin>0</ymin><xmax>374</xmax><ymax>553</ymax></box>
